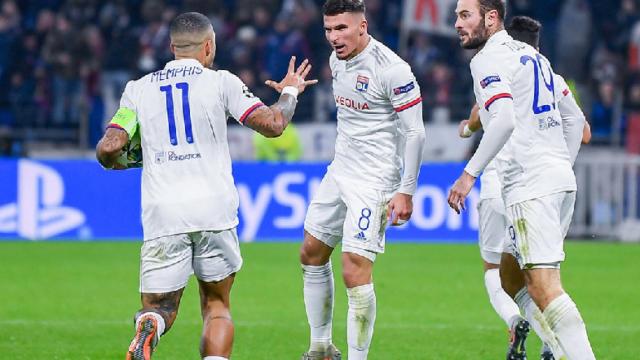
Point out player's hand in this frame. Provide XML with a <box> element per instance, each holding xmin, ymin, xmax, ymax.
<box><xmin>387</xmin><ymin>193</ymin><xmax>413</xmax><ymax>226</ymax></box>
<box><xmin>265</xmin><ymin>56</ymin><xmax>319</xmax><ymax>95</ymax></box>
<box><xmin>458</xmin><ymin>119</ymin><xmax>472</xmax><ymax>138</ymax></box>
<box><xmin>448</xmin><ymin>171</ymin><xmax>476</xmax><ymax>214</ymax></box>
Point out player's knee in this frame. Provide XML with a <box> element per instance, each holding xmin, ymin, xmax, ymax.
<box><xmin>299</xmin><ymin>242</ymin><xmax>329</xmax><ymax>266</ymax></box>
<box><xmin>342</xmin><ymin>254</ymin><xmax>372</xmax><ymax>288</ymax></box>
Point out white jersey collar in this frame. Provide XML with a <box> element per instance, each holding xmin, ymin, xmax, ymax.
<box><xmin>164</xmin><ymin>58</ymin><xmax>203</xmax><ymax>69</ymax></box>
<box><xmin>484</xmin><ymin>29</ymin><xmax>511</xmax><ymax>49</ymax></box>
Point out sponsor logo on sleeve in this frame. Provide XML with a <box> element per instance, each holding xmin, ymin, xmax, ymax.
<box><xmin>480</xmin><ymin>75</ymin><xmax>501</xmax><ymax>89</ymax></box>
<box><xmin>393</xmin><ymin>81</ymin><xmax>415</xmax><ymax>95</ymax></box>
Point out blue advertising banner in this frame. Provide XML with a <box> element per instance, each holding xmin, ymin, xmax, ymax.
<box><xmin>0</xmin><ymin>159</ymin><xmax>479</xmax><ymax>242</ymax></box>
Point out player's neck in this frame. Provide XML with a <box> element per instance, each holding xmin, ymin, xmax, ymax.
<box><xmin>346</xmin><ymin>34</ymin><xmax>371</xmax><ymax>61</ymax></box>
<box><xmin>478</xmin><ymin>25</ymin><xmax>505</xmax><ymax>51</ymax></box>
<box><xmin>174</xmin><ymin>54</ymin><xmax>205</xmax><ymax>66</ymax></box>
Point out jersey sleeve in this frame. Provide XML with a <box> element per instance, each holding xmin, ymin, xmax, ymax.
<box><xmin>553</xmin><ymin>73</ymin><xmax>571</xmax><ymax>103</ymax></box>
<box><xmin>220</xmin><ymin>70</ymin><xmax>265</xmax><ymax>125</ymax></box>
<box><xmin>382</xmin><ymin>63</ymin><xmax>422</xmax><ymax>112</ymax></box>
<box><xmin>108</xmin><ymin>81</ymin><xmax>138</xmax><ymax>137</ymax></box>
<box><xmin>470</xmin><ymin>55</ymin><xmax>513</xmax><ymax>111</ymax></box>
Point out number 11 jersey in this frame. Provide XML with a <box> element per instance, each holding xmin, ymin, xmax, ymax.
<box><xmin>120</xmin><ymin>59</ymin><xmax>264</xmax><ymax>240</ymax></box>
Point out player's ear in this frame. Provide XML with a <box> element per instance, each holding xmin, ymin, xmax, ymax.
<box><xmin>485</xmin><ymin>9</ymin><xmax>497</xmax><ymax>28</ymax></box>
<box><xmin>170</xmin><ymin>43</ymin><xmax>176</xmax><ymax>55</ymax></box>
<box><xmin>360</xmin><ymin>18</ymin><xmax>367</xmax><ymax>36</ymax></box>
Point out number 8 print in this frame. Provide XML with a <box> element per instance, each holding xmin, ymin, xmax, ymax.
<box><xmin>358</xmin><ymin>208</ymin><xmax>372</xmax><ymax>231</ymax></box>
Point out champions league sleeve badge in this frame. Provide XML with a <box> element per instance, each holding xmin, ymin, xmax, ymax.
<box><xmin>356</xmin><ymin>75</ymin><xmax>369</xmax><ymax>92</ymax></box>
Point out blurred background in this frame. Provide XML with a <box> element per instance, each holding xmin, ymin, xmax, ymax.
<box><xmin>1</xmin><ymin>0</ymin><xmax>640</xmax><ymax>242</ymax></box>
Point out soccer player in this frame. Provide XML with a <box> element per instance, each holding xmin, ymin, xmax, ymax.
<box><xmin>96</xmin><ymin>12</ymin><xmax>317</xmax><ymax>360</ymax></box>
<box><xmin>458</xmin><ymin>15</ymin><xmax>591</xmax><ymax>359</ymax></box>
<box><xmin>450</xmin><ymin>1</ymin><xmax>595</xmax><ymax>359</ymax></box>
<box><xmin>299</xmin><ymin>1</ymin><xmax>426</xmax><ymax>359</ymax></box>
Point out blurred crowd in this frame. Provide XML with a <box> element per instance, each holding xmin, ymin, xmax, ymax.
<box><xmin>1</xmin><ymin>0</ymin><xmax>640</xmax><ymax>155</ymax></box>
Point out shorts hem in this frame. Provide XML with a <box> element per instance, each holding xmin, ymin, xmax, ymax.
<box><xmin>304</xmin><ymin>224</ymin><xmax>340</xmax><ymax>247</ymax></box>
<box><xmin>139</xmin><ymin>281</ymin><xmax>189</xmax><ymax>294</ymax></box>
<box><xmin>197</xmin><ymin>264</ymin><xmax>242</xmax><ymax>283</ymax></box>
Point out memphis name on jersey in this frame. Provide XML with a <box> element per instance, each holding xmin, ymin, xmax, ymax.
<box><xmin>150</xmin><ymin>65</ymin><xmax>203</xmax><ymax>82</ymax></box>
<box><xmin>329</xmin><ymin>37</ymin><xmax>422</xmax><ymax>190</ymax></box>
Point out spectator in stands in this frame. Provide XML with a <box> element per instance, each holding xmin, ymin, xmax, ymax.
<box><xmin>406</xmin><ymin>33</ymin><xmax>440</xmax><ymax>79</ymax></box>
<box><xmin>312</xmin><ymin>64</ymin><xmax>336</xmax><ymax>123</ymax></box>
<box><xmin>556</xmin><ymin>0</ymin><xmax>592</xmax><ymax>83</ymax></box>
<box><xmin>99</xmin><ymin>3</ymin><xmax>137</xmax><ymax>125</ymax></box>
<box><xmin>625</xmin><ymin>74</ymin><xmax>640</xmax><ymax>153</ymax></box>
<box><xmin>263</xmin><ymin>13</ymin><xmax>312</xmax><ymax>84</ymax></box>
<box><xmin>591</xmin><ymin>80</ymin><xmax>622</xmax><ymax>145</ymax></box>
<box><xmin>42</xmin><ymin>14</ymin><xmax>88</xmax><ymax>126</ymax></box>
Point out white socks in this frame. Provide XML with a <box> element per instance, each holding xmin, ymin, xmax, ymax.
<box><xmin>203</xmin><ymin>357</ymin><xmax>227</xmax><ymax>360</ymax></box>
<box><xmin>514</xmin><ymin>287</ymin><xmax>563</xmax><ymax>357</ymax></box>
<box><xmin>302</xmin><ymin>261</ymin><xmax>335</xmax><ymax>352</ymax></box>
<box><xmin>543</xmin><ymin>293</ymin><xmax>595</xmax><ymax>360</ymax></box>
<box><xmin>136</xmin><ymin>311</ymin><xmax>165</xmax><ymax>341</ymax></box>
<box><xmin>484</xmin><ymin>269</ymin><xmax>521</xmax><ymax>327</ymax></box>
<box><xmin>346</xmin><ymin>283</ymin><xmax>376</xmax><ymax>360</ymax></box>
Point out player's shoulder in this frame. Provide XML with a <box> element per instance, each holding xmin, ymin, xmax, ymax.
<box><xmin>368</xmin><ymin>37</ymin><xmax>408</xmax><ymax>71</ymax></box>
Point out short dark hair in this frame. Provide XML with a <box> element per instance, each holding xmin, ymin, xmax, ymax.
<box><xmin>507</xmin><ymin>16</ymin><xmax>542</xmax><ymax>48</ymax></box>
<box><xmin>323</xmin><ymin>0</ymin><xmax>366</xmax><ymax>16</ymax></box>
<box><xmin>170</xmin><ymin>12</ymin><xmax>211</xmax><ymax>36</ymax></box>
<box><xmin>478</xmin><ymin>0</ymin><xmax>506</xmax><ymax>21</ymax></box>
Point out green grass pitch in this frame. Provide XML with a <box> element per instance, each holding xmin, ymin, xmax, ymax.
<box><xmin>0</xmin><ymin>241</ymin><xmax>638</xmax><ymax>359</ymax></box>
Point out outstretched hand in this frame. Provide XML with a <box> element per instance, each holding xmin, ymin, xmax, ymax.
<box><xmin>265</xmin><ymin>56</ymin><xmax>318</xmax><ymax>95</ymax></box>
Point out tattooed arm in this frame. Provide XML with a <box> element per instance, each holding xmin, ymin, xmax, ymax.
<box><xmin>244</xmin><ymin>93</ymin><xmax>298</xmax><ymax>138</ymax></box>
<box><xmin>244</xmin><ymin>57</ymin><xmax>317</xmax><ymax>137</ymax></box>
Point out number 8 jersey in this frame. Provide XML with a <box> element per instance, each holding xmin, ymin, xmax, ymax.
<box><xmin>119</xmin><ymin>59</ymin><xmax>264</xmax><ymax>240</ymax></box>
<box><xmin>470</xmin><ymin>30</ymin><xmax>576</xmax><ymax>207</ymax></box>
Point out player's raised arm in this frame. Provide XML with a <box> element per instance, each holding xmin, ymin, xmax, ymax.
<box><xmin>244</xmin><ymin>56</ymin><xmax>318</xmax><ymax>137</ymax></box>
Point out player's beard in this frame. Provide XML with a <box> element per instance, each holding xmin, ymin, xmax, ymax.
<box><xmin>460</xmin><ymin>18</ymin><xmax>489</xmax><ymax>50</ymax></box>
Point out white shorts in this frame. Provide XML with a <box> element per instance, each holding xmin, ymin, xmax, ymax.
<box><xmin>477</xmin><ymin>198</ymin><xmax>509</xmax><ymax>264</ymax></box>
<box><xmin>304</xmin><ymin>171</ymin><xmax>393</xmax><ymax>262</ymax></box>
<box><xmin>506</xmin><ymin>191</ymin><xmax>576</xmax><ymax>269</ymax></box>
<box><xmin>139</xmin><ymin>229</ymin><xmax>242</xmax><ymax>293</ymax></box>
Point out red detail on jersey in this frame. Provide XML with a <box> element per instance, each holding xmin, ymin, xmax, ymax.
<box><xmin>562</xmin><ymin>89</ymin><xmax>570</xmax><ymax>97</ymax></box>
<box><xmin>395</xmin><ymin>97</ymin><xmax>422</xmax><ymax>112</ymax></box>
<box><xmin>334</xmin><ymin>95</ymin><xmax>370</xmax><ymax>110</ymax></box>
<box><xmin>107</xmin><ymin>123</ymin><xmax>125</xmax><ymax>131</ymax></box>
<box><xmin>239</xmin><ymin>102</ymin><xmax>265</xmax><ymax>123</ymax></box>
<box><xmin>484</xmin><ymin>93</ymin><xmax>513</xmax><ymax>111</ymax></box>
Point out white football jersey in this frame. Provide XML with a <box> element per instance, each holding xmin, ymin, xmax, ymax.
<box><xmin>120</xmin><ymin>59</ymin><xmax>264</xmax><ymax>240</ymax></box>
<box><xmin>328</xmin><ymin>37</ymin><xmax>423</xmax><ymax>190</ymax></box>
<box><xmin>471</xmin><ymin>31</ymin><xmax>576</xmax><ymax>206</ymax></box>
